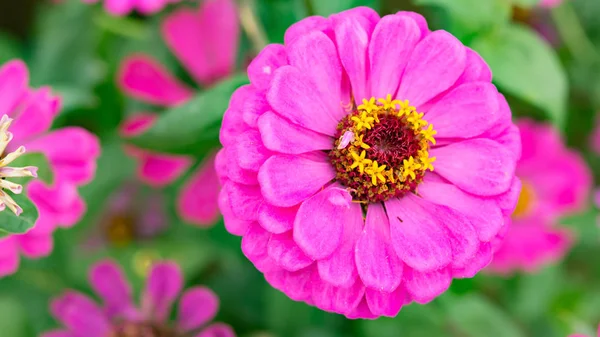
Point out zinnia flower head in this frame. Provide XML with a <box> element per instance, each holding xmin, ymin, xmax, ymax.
<box><xmin>489</xmin><ymin>120</ymin><xmax>591</xmax><ymax>274</ymax></box>
<box><xmin>118</xmin><ymin>0</ymin><xmax>239</xmax><ymax>226</ymax></box>
<box><xmin>0</xmin><ymin>60</ymin><xmax>100</xmax><ymax>277</ymax></box>
<box><xmin>81</xmin><ymin>0</ymin><xmax>181</xmax><ymax>16</ymax></box>
<box><xmin>218</xmin><ymin>7</ymin><xmax>521</xmax><ymax>318</ymax></box>
<box><xmin>43</xmin><ymin>259</ymin><xmax>236</xmax><ymax>337</ymax></box>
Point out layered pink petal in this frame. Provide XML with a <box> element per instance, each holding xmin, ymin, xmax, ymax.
<box><xmin>10</xmin><ymin>88</ymin><xmax>59</xmax><ymax>144</ymax></box>
<box><xmin>365</xmin><ymin>287</ymin><xmax>409</xmax><ymax>317</ymax></box>
<box><xmin>178</xmin><ymin>287</ymin><xmax>219</xmax><ymax>332</ymax></box>
<box><xmin>142</xmin><ymin>262</ymin><xmax>184</xmax><ymax>322</ymax></box>
<box><xmin>456</xmin><ymin>48</ymin><xmax>492</xmax><ymax>85</ymax></box>
<box><xmin>50</xmin><ymin>291</ymin><xmax>111</xmax><ymax>336</ymax></box>
<box><xmin>403</xmin><ymin>267</ymin><xmax>452</xmax><ymax>304</ymax></box>
<box><xmin>241</xmin><ymin>223</ymin><xmax>277</xmax><ymax>273</ymax></box>
<box><xmin>196</xmin><ymin>323</ymin><xmax>236</xmax><ymax>337</ymax></box>
<box><xmin>231</xmin><ymin>130</ymin><xmax>272</xmax><ymax>171</ymax></box>
<box><xmin>265</xmin><ymin>266</ymin><xmax>314</xmax><ymax>302</ymax></box>
<box><xmin>257</xmin><ymin>111</ymin><xmax>333</xmax><ymax>154</ymax></box>
<box><xmin>257</xmin><ymin>203</ymin><xmax>296</xmax><ymax>234</ymax></box>
<box><xmin>311</xmin><ymin>277</ymin><xmax>365</xmax><ymax>315</ymax></box>
<box><xmin>89</xmin><ymin>261</ymin><xmax>136</xmax><ymax>319</ymax></box>
<box><xmin>226</xmin><ymin>182</ymin><xmax>263</xmax><ymax>221</ymax></box>
<box><xmin>177</xmin><ymin>155</ymin><xmax>221</xmax><ymax>226</ymax></box>
<box><xmin>0</xmin><ymin>238</ymin><xmax>20</xmax><ymax>277</ymax></box>
<box><xmin>218</xmin><ymin>186</ymin><xmax>252</xmax><ymax>236</ymax></box>
<box><xmin>284</xmin><ymin>16</ymin><xmax>333</xmax><ymax>46</ymax></box>
<box><xmin>0</xmin><ymin>60</ymin><xmax>28</xmax><ymax>116</ymax></box>
<box><xmin>248</xmin><ymin>44</ymin><xmax>289</xmax><ymax>90</ymax></box>
<box><xmin>268</xmin><ymin>232</ymin><xmax>314</xmax><ymax>271</ymax></box>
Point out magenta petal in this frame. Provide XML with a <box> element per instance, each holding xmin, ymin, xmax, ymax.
<box><xmin>288</xmin><ymin>31</ymin><xmax>345</xmax><ymax>122</ymax></box>
<box><xmin>226</xmin><ymin>182</ymin><xmax>263</xmax><ymax>221</ymax></box>
<box><xmin>220</xmin><ymin>85</ymin><xmax>253</xmax><ymax>147</ymax></box>
<box><xmin>397</xmin><ymin>30</ymin><xmax>466</xmax><ymax>107</ymax></box>
<box><xmin>104</xmin><ymin>0</ymin><xmax>134</xmax><ymax>16</ymax></box>
<box><xmin>257</xmin><ymin>111</ymin><xmax>333</xmax><ymax>154</ymax></box>
<box><xmin>231</xmin><ymin>130</ymin><xmax>272</xmax><ymax>171</ymax></box>
<box><xmin>142</xmin><ymin>262</ymin><xmax>183</xmax><ymax>322</ymax></box>
<box><xmin>432</xmin><ymin>138</ymin><xmax>516</xmax><ymax>196</ymax></box>
<box><xmin>267</xmin><ymin>66</ymin><xmax>340</xmax><ymax>137</ymax></box>
<box><xmin>10</xmin><ymin>88</ymin><xmax>57</xmax><ymax>144</ymax></box>
<box><xmin>0</xmin><ymin>60</ymin><xmax>28</xmax><ymax>116</ymax></box>
<box><xmin>241</xmin><ymin>223</ymin><xmax>277</xmax><ymax>273</ymax></box>
<box><xmin>426</xmin><ymin>83</ymin><xmax>500</xmax><ymax>139</ymax></box>
<box><xmin>453</xmin><ymin>242</ymin><xmax>492</xmax><ymax>278</ymax></box>
<box><xmin>369</xmin><ymin>15</ymin><xmax>420</xmax><ymax>98</ymax></box>
<box><xmin>50</xmin><ymin>291</ymin><xmax>111</xmax><ymax>336</ymax></box>
<box><xmin>162</xmin><ymin>0</ymin><xmax>239</xmax><ymax>86</ymax></box>
<box><xmin>284</xmin><ymin>16</ymin><xmax>333</xmax><ymax>46</ymax></box>
<box><xmin>241</xmin><ymin>88</ymin><xmax>270</xmax><ymax>128</ymax></box>
<box><xmin>294</xmin><ymin>187</ymin><xmax>354</xmax><ymax>260</ymax></box>
<box><xmin>265</xmin><ymin>266</ymin><xmax>314</xmax><ymax>302</ymax></box>
<box><xmin>218</xmin><ymin>187</ymin><xmax>252</xmax><ymax>236</ymax></box>
<box><xmin>177</xmin><ymin>155</ymin><xmax>220</xmax><ymax>227</ymax></box>
<box><xmin>89</xmin><ymin>260</ymin><xmax>135</xmax><ymax>319</ymax></box>
<box><xmin>118</xmin><ymin>55</ymin><xmax>193</xmax><ymax>106</ymax></box>
<box><xmin>268</xmin><ymin>232</ymin><xmax>314</xmax><ymax>271</ymax></box>
<box><xmin>0</xmin><ymin>238</ymin><xmax>19</xmax><ymax>277</ymax></box>
<box><xmin>248</xmin><ymin>44</ymin><xmax>289</xmax><ymax>90</ymax></box>
<box><xmin>137</xmin><ymin>153</ymin><xmax>192</xmax><ymax>187</ymax></box>
<box><xmin>17</xmin><ymin>231</ymin><xmax>54</xmax><ymax>258</ymax></box>
<box><xmin>418</xmin><ymin>178</ymin><xmax>503</xmax><ymax>242</ymax></box>
<box><xmin>41</xmin><ymin>331</ymin><xmax>75</xmax><ymax>337</ymax></box>
<box><xmin>456</xmin><ymin>48</ymin><xmax>492</xmax><ymax>84</ymax></box>
<box><xmin>317</xmin><ymin>202</ymin><xmax>362</xmax><ymax>287</ymax></box>
<box><xmin>258</xmin><ymin>153</ymin><xmax>335</xmax><ymax>207</ymax></box>
<box><xmin>355</xmin><ymin>203</ymin><xmax>404</xmax><ymax>292</ymax></box>
<box><xmin>396</xmin><ymin>11</ymin><xmax>428</xmax><ymax>37</ymax></box>
<box><xmin>258</xmin><ymin>203</ymin><xmax>296</xmax><ymax>234</ymax></box>
<box><xmin>365</xmin><ymin>287</ymin><xmax>410</xmax><ymax>318</ymax></box>
<box><xmin>346</xmin><ymin>298</ymin><xmax>378</xmax><ymax>319</ymax></box>
<box><xmin>195</xmin><ymin>323</ymin><xmax>236</xmax><ymax>337</ymax></box>
<box><xmin>404</xmin><ymin>267</ymin><xmax>452</xmax><ymax>304</ymax></box>
<box><xmin>311</xmin><ymin>277</ymin><xmax>365</xmax><ymax>315</ymax></box>
<box><xmin>224</xmin><ymin>147</ymin><xmax>258</xmax><ymax>185</ymax></box>
<box><xmin>177</xmin><ymin>287</ymin><xmax>219</xmax><ymax>332</ymax></box>
<box><xmin>385</xmin><ymin>195</ymin><xmax>452</xmax><ymax>272</ymax></box>
<box><xmin>497</xmin><ymin>178</ymin><xmax>522</xmax><ymax>216</ymax></box>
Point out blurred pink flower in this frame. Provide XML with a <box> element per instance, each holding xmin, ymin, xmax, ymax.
<box><xmin>489</xmin><ymin>120</ymin><xmax>591</xmax><ymax>274</ymax></box>
<box><xmin>81</xmin><ymin>0</ymin><xmax>181</xmax><ymax>16</ymax></box>
<box><xmin>118</xmin><ymin>0</ymin><xmax>239</xmax><ymax>227</ymax></box>
<box><xmin>43</xmin><ymin>259</ymin><xmax>236</xmax><ymax>337</ymax></box>
<box><xmin>539</xmin><ymin>0</ymin><xmax>564</xmax><ymax>8</ymax></box>
<box><xmin>218</xmin><ymin>7</ymin><xmax>521</xmax><ymax>318</ymax></box>
<box><xmin>0</xmin><ymin>60</ymin><xmax>100</xmax><ymax>277</ymax></box>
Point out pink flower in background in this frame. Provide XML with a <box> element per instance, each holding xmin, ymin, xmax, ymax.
<box><xmin>118</xmin><ymin>0</ymin><xmax>239</xmax><ymax>227</ymax></box>
<box><xmin>489</xmin><ymin>120</ymin><xmax>591</xmax><ymax>274</ymax></box>
<box><xmin>0</xmin><ymin>60</ymin><xmax>100</xmax><ymax>277</ymax></box>
<box><xmin>539</xmin><ymin>0</ymin><xmax>564</xmax><ymax>8</ymax></box>
<box><xmin>43</xmin><ymin>260</ymin><xmax>236</xmax><ymax>337</ymax></box>
<box><xmin>218</xmin><ymin>8</ymin><xmax>520</xmax><ymax>318</ymax></box>
<box><xmin>81</xmin><ymin>0</ymin><xmax>181</xmax><ymax>16</ymax></box>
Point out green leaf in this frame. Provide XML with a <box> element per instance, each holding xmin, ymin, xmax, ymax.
<box><xmin>0</xmin><ymin>191</ymin><xmax>39</xmax><ymax>234</ymax></box>
<box><xmin>258</xmin><ymin>0</ymin><xmax>308</xmax><ymax>43</ymax></box>
<box><xmin>0</xmin><ymin>295</ymin><xmax>28</xmax><ymax>337</ymax></box>
<box><xmin>130</xmin><ymin>74</ymin><xmax>249</xmax><ymax>155</ymax></box>
<box><xmin>10</xmin><ymin>152</ymin><xmax>54</xmax><ymax>185</ymax></box>
<box><xmin>510</xmin><ymin>0</ymin><xmax>539</xmax><ymax>7</ymax></box>
<box><xmin>309</xmin><ymin>0</ymin><xmax>380</xmax><ymax>16</ymax></box>
<box><xmin>471</xmin><ymin>23</ymin><xmax>568</xmax><ymax>128</ymax></box>
<box><xmin>443</xmin><ymin>294</ymin><xmax>527</xmax><ymax>337</ymax></box>
<box><xmin>359</xmin><ymin>304</ymin><xmax>446</xmax><ymax>337</ymax></box>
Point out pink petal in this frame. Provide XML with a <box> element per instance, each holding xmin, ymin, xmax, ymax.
<box><xmin>27</xmin><ymin>180</ymin><xmax>87</xmax><ymax>228</ymax></box>
<box><xmin>294</xmin><ymin>186</ymin><xmax>354</xmax><ymax>260</ymax></box>
<box><xmin>403</xmin><ymin>267</ymin><xmax>452</xmax><ymax>304</ymax></box>
<box><xmin>178</xmin><ymin>287</ymin><xmax>219</xmax><ymax>332</ymax></box>
<box><xmin>137</xmin><ymin>0</ymin><xmax>169</xmax><ymax>14</ymax></box>
<box><xmin>119</xmin><ymin>113</ymin><xmax>155</xmax><ymax>137</ymax></box>
<box><xmin>397</xmin><ymin>30</ymin><xmax>466</xmax><ymax>107</ymax></box>
<box><xmin>497</xmin><ymin>178</ymin><xmax>522</xmax><ymax>216</ymax></box>
<box><xmin>311</xmin><ymin>277</ymin><xmax>365</xmax><ymax>315</ymax></box>
<box><xmin>104</xmin><ymin>0</ymin><xmax>135</xmax><ymax>16</ymax></box>
<box><xmin>268</xmin><ymin>232</ymin><xmax>314</xmax><ymax>271</ymax></box>
<box><xmin>265</xmin><ymin>266</ymin><xmax>315</xmax><ymax>302</ymax></box>
<box><xmin>418</xmin><ymin>178</ymin><xmax>503</xmax><ymax>242</ymax></box>
<box><xmin>230</xmin><ymin>129</ymin><xmax>272</xmax><ymax>171</ymax></box>
<box><xmin>218</xmin><ymin>187</ymin><xmax>252</xmax><ymax>236</ymax></box>
<box><xmin>369</xmin><ymin>15</ymin><xmax>420</xmax><ymax>98</ymax></box>
<box><xmin>50</xmin><ymin>291</ymin><xmax>111</xmax><ymax>336</ymax></box>
<box><xmin>267</xmin><ymin>66</ymin><xmax>340</xmax><ymax>137</ymax></box>
<box><xmin>284</xmin><ymin>16</ymin><xmax>333</xmax><ymax>46</ymax></box>
<box><xmin>220</xmin><ymin>85</ymin><xmax>253</xmax><ymax>147</ymax></box>
<box><xmin>355</xmin><ymin>203</ymin><xmax>404</xmax><ymax>292</ymax></box>
<box><xmin>118</xmin><ymin>55</ymin><xmax>193</xmax><ymax>106</ymax></box>
<box><xmin>162</xmin><ymin>0</ymin><xmax>239</xmax><ymax>86</ymax></box>
<box><xmin>385</xmin><ymin>194</ymin><xmax>452</xmax><ymax>272</ymax></box>
<box><xmin>223</xmin><ymin>146</ymin><xmax>258</xmax><ymax>185</ymax></box>
<box><xmin>365</xmin><ymin>287</ymin><xmax>410</xmax><ymax>317</ymax></box>
<box><xmin>453</xmin><ymin>242</ymin><xmax>492</xmax><ymax>278</ymax></box>
<box><xmin>257</xmin><ymin>111</ymin><xmax>333</xmax><ymax>154</ymax></box>
<box><xmin>431</xmin><ymin>138</ymin><xmax>516</xmax><ymax>196</ymax></box>
<box><xmin>226</xmin><ymin>182</ymin><xmax>263</xmax><ymax>221</ymax></box>
<box><xmin>257</xmin><ymin>203</ymin><xmax>297</xmax><ymax>234</ymax></box>
<box><xmin>241</xmin><ymin>88</ymin><xmax>270</xmax><ymax>128</ymax></box>
<box><xmin>346</xmin><ymin>298</ymin><xmax>378</xmax><ymax>319</ymax></box>
<box><xmin>456</xmin><ymin>48</ymin><xmax>492</xmax><ymax>85</ymax></box>
<box><xmin>0</xmin><ymin>238</ymin><xmax>20</xmax><ymax>277</ymax></box>
<box><xmin>248</xmin><ymin>44</ymin><xmax>289</xmax><ymax>90</ymax></box>
<box><xmin>258</xmin><ymin>153</ymin><xmax>335</xmax><ymax>207</ymax></box>
<box><xmin>89</xmin><ymin>260</ymin><xmax>136</xmax><ymax>319</ymax></box>
<box><xmin>287</xmin><ymin>31</ymin><xmax>345</xmax><ymax>122</ymax></box>
<box><xmin>137</xmin><ymin>153</ymin><xmax>193</xmax><ymax>187</ymax></box>
<box><xmin>396</xmin><ymin>11</ymin><xmax>429</xmax><ymax>37</ymax></box>
<box><xmin>425</xmin><ymin>82</ymin><xmax>500</xmax><ymax>139</ymax></box>
<box><xmin>317</xmin><ymin>201</ymin><xmax>362</xmax><ymax>287</ymax></box>
<box><xmin>10</xmin><ymin>88</ymin><xmax>58</xmax><ymax>144</ymax></box>
<box><xmin>142</xmin><ymin>262</ymin><xmax>184</xmax><ymax>322</ymax></box>
<box><xmin>241</xmin><ymin>223</ymin><xmax>278</xmax><ymax>273</ymax></box>
<box><xmin>0</xmin><ymin>60</ymin><xmax>28</xmax><ymax>116</ymax></box>
<box><xmin>17</xmin><ymin>231</ymin><xmax>54</xmax><ymax>258</ymax></box>
<box><xmin>195</xmin><ymin>323</ymin><xmax>236</xmax><ymax>337</ymax></box>
<box><xmin>177</xmin><ymin>155</ymin><xmax>221</xmax><ymax>226</ymax></box>
<box><xmin>331</xmin><ymin>8</ymin><xmax>378</xmax><ymax>101</ymax></box>
<box><xmin>40</xmin><ymin>331</ymin><xmax>75</xmax><ymax>337</ymax></box>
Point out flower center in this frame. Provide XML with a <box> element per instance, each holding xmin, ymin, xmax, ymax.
<box><xmin>105</xmin><ymin>214</ymin><xmax>136</xmax><ymax>247</ymax></box>
<box><xmin>107</xmin><ymin>321</ymin><xmax>178</xmax><ymax>337</ymax></box>
<box><xmin>329</xmin><ymin>95</ymin><xmax>436</xmax><ymax>203</ymax></box>
<box><xmin>512</xmin><ymin>181</ymin><xmax>535</xmax><ymax>218</ymax></box>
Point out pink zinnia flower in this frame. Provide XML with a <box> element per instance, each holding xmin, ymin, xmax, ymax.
<box><xmin>43</xmin><ymin>260</ymin><xmax>236</xmax><ymax>337</ymax></box>
<box><xmin>81</xmin><ymin>0</ymin><xmax>181</xmax><ymax>16</ymax></box>
<box><xmin>217</xmin><ymin>7</ymin><xmax>521</xmax><ymax>318</ymax></box>
<box><xmin>0</xmin><ymin>60</ymin><xmax>100</xmax><ymax>277</ymax></box>
<box><xmin>489</xmin><ymin>120</ymin><xmax>591</xmax><ymax>274</ymax></box>
<box><xmin>118</xmin><ymin>0</ymin><xmax>239</xmax><ymax>227</ymax></box>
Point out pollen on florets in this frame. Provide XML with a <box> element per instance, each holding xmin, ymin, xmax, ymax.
<box><xmin>329</xmin><ymin>96</ymin><xmax>436</xmax><ymax>203</ymax></box>
<box><xmin>0</xmin><ymin>115</ymin><xmax>38</xmax><ymax>216</ymax></box>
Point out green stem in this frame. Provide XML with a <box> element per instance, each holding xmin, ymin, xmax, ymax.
<box><xmin>239</xmin><ymin>0</ymin><xmax>269</xmax><ymax>54</ymax></box>
<box><xmin>551</xmin><ymin>2</ymin><xmax>600</xmax><ymax>65</ymax></box>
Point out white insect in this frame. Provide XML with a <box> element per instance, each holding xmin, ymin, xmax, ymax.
<box><xmin>337</xmin><ymin>130</ymin><xmax>355</xmax><ymax>150</ymax></box>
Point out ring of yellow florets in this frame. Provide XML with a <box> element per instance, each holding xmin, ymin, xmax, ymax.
<box><xmin>328</xmin><ymin>95</ymin><xmax>437</xmax><ymax>203</ymax></box>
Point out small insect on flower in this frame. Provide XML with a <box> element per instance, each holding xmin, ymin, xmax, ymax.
<box><xmin>337</xmin><ymin>130</ymin><xmax>355</xmax><ymax>149</ymax></box>
<box><xmin>0</xmin><ymin>114</ymin><xmax>38</xmax><ymax>216</ymax></box>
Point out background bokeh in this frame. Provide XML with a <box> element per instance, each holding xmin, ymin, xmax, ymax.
<box><xmin>1</xmin><ymin>0</ymin><xmax>600</xmax><ymax>336</ymax></box>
